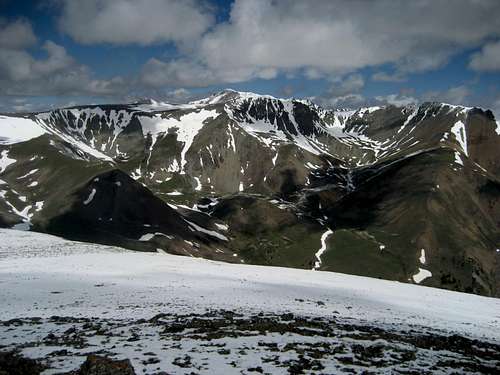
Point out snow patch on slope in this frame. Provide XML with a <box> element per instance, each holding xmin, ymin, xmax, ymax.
<box><xmin>133</xmin><ymin>99</ymin><xmax>199</xmax><ymax>112</ymax></box>
<box><xmin>0</xmin><ymin>150</ymin><xmax>16</xmax><ymax>173</ymax></box>
<box><xmin>139</xmin><ymin>232</ymin><xmax>173</xmax><ymax>241</ymax></box>
<box><xmin>398</xmin><ymin>108</ymin><xmax>418</xmax><ymax>134</ymax></box>
<box><xmin>17</xmin><ymin>169</ymin><xmax>38</xmax><ymax>180</ymax></box>
<box><xmin>313</xmin><ymin>229</ymin><xmax>333</xmax><ymax>270</ymax></box>
<box><xmin>36</xmin><ymin>112</ymin><xmax>116</xmax><ymax>162</ymax></box>
<box><xmin>83</xmin><ymin>189</ymin><xmax>96</xmax><ymax>205</ymax></box>
<box><xmin>451</xmin><ymin>120</ymin><xmax>468</xmax><ymax>156</ymax></box>
<box><xmin>413</xmin><ymin>268</ymin><xmax>432</xmax><ymax>284</ymax></box>
<box><xmin>0</xmin><ymin>116</ymin><xmax>46</xmax><ymax>144</ymax></box>
<box><xmin>185</xmin><ymin>219</ymin><xmax>228</xmax><ymax>241</ymax></box>
<box><xmin>419</xmin><ymin>249</ymin><xmax>426</xmax><ymax>264</ymax></box>
<box><xmin>193</xmin><ymin>177</ymin><xmax>202</xmax><ymax>191</ymax></box>
<box><xmin>38</xmin><ymin>108</ymin><xmax>133</xmax><ymax>148</ymax></box>
<box><xmin>356</xmin><ymin>106</ymin><xmax>381</xmax><ymax>118</ymax></box>
<box><xmin>140</xmin><ymin>109</ymin><xmax>218</xmax><ymax>174</ymax></box>
<box><xmin>226</xmin><ymin>98</ymin><xmax>326</xmax><ymax>156</ymax></box>
<box><xmin>454</xmin><ymin>151</ymin><xmax>464</xmax><ymax>166</ymax></box>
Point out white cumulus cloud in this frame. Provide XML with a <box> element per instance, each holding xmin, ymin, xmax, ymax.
<box><xmin>0</xmin><ymin>19</ymin><xmax>37</xmax><ymax>49</ymax></box>
<box><xmin>469</xmin><ymin>41</ymin><xmax>500</xmax><ymax>71</ymax></box>
<box><xmin>58</xmin><ymin>0</ymin><xmax>214</xmax><ymax>46</ymax></box>
<box><xmin>0</xmin><ymin>19</ymin><xmax>126</xmax><ymax>97</ymax></box>
<box><xmin>139</xmin><ymin>0</ymin><xmax>500</xmax><ymax>87</ymax></box>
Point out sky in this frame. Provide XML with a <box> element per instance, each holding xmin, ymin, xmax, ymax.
<box><xmin>0</xmin><ymin>0</ymin><xmax>500</xmax><ymax>115</ymax></box>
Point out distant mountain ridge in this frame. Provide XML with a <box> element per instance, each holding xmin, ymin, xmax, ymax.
<box><xmin>0</xmin><ymin>90</ymin><xmax>499</xmax><ymax>296</ymax></box>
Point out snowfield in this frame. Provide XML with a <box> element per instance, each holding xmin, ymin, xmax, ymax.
<box><xmin>0</xmin><ymin>229</ymin><xmax>499</xmax><ymax>373</ymax></box>
<box><xmin>1</xmin><ymin>228</ymin><xmax>499</xmax><ymax>337</ymax></box>
<box><xmin>0</xmin><ymin>115</ymin><xmax>46</xmax><ymax>145</ymax></box>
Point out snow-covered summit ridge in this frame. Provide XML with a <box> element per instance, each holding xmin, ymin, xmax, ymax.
<box><xmin>193</xmin><ymin>89</ymin><xmax>278</xmax><ymax>104</ymax></box>
<box><xmin>0</xmin><ymin>91</ymin><xmax>496</xmax><ymax>169</ymax></box>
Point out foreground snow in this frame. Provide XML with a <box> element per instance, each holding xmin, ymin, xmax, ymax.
<box><xmin>0</xmin><ymin>229</ymin><xmax>499</xmax><ymax>373</ymax></box>
<box><xmin>1</xmin><ymin>229</ymin><xmax>498</xmax><ymax>340</ymax></box>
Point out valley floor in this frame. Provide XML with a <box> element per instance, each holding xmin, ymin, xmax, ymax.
<box><xmin>0</xmin><ymin>229</ymin><xmax>499</xmax><ymax>374</ymax></box>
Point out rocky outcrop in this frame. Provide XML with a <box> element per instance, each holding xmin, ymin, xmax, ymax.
<box><xmin>0</xmin><ymin>350</ymin><xmax>45</xmax><ymax>375</ymax></box>
<box><xmin>68</xmin><ymin>355</ymin><xmax>135</xmax><ymax>375</ymax></box>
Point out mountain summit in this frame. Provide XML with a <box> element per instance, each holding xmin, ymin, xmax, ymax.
<box><xmin>0</xmin><ymin>91</ymin><xmax>499</xmax><ymax>296</ymax></box>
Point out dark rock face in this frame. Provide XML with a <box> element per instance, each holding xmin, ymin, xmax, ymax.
<box><xmin>292</xmin><ymin>101</ymin><xmax>322</xmax><ymax>136</ymax></box>
<box><xmin>237</xmin><ymin>97</ymin><xmax>299</xmax><ymax>135</ymax></box>
<box><xmin>233</xmin><ymin>97</ymin><xmax>323</xmax><ymax>138</ymax></box>
<box><xmin>41</xmin><ymin>169</ymin><xmax>236</xmax><ymax>261</ymax></box>
<box><xmin>44</xmin><ymin>169</ymin><xmax>191</xmax><ymax>245</ymax></box>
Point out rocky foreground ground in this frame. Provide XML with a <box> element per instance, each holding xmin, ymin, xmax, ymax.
<box><xmin>1</xmin><ymin>229</ymin><xmax>499</xmax><ymax>374</ymax></box>
<box><xmin>2</xmin><ymin>310</ymin><xmax>500</xmax><ymax>374</ymax></box>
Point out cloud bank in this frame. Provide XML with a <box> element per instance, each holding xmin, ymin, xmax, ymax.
<box><xmin>1</xmin><ymin>0</ymin><xmax>500</xmax><ymax>111</ymax></box>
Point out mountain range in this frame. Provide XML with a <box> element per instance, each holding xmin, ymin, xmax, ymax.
<box><xmin>0</xmin><ymin>89</ymin><xmax>499</xmax><ymax>296</ymax></box>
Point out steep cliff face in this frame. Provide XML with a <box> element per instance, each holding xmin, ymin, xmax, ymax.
<box><xmin>1</xmin><ymin>90</ymin><xmax>499</xmax><ymax>296</ymax></box>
